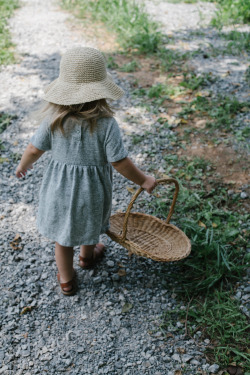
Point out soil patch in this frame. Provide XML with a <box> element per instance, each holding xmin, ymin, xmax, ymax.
<box><xmin>178</xmin><ymin>140</ymin><xmax>249</xmax><ymax>186</ymax></box>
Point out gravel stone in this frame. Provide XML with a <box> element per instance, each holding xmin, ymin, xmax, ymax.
<box><xmin>240</xmin><ymin>192</ymin><xmax>248</xmax><ymax>199</ymax></box>
<box><xmin>208</xmin><ymin>363</ymin><xmax>220</xmax><ymax>373</ymax></box>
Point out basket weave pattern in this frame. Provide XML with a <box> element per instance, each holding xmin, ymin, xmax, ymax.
<box><xmin>107</xmin><ymin>178</ymin><xmax>191</xmax><ymax>262</ymax></box>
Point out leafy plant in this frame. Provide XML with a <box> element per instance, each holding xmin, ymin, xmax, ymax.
<box><xmin>147</xmin><ymin>156</ymin><xmax>248</xmax><ymax>292</ymax></box>
<box><xmin>180</xmin><ymin>95</ymin><xmax>249</xmax><ymax>132</ymax></box>
<box><xmin>119</xmin><ymin>60</ymin><xmax>140</xmax><ymax>72</ymax></box>
<box><xmin>0</xmin><ymin>0</ymin><xmax>19</xmax><ymax>65</ymax></box>
<box><xmin>180</xmin><ymin>72</ymin><xmax>216</xmax><ymax>91</ymax></box>
<box><xmin>161</xmin><ymin>290</ymin><xmax>250</xmax><ymax>370</ymax></box>
<box><xmin>61</xmin><ymin>0</ymin><xmax>163</xmax><ymax>53</ymax></box>
<box><xmin>106</xmin><ymin>55</ymin><xmax>118</xmax><ymax>69</ymax></box>
<box><xmin>211</xmin><ymin>0</ymin><xmax>250</xmax><ymax>27</ymax></box>
<box><xmin>0</xmin><ymin>112</ymin><xmax>16</xmax><ymax>134</ymax></box>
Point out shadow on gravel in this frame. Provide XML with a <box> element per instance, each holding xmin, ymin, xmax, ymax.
<box><xmin>2</xmin><ymin>52</ymin><xmax>62</xmax><ymax>118</ymax></box>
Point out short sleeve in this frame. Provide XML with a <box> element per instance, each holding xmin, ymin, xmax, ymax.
<box><xmin>105</xmin><ymin>118</ymin><xmax>128</xmax><ymax>162</ymax></box>
<box><xmin>30</xmin><ymin>118</ymin><xmax>51</xmax><ymax>151</ymax></box>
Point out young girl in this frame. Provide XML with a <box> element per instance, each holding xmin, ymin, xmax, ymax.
<box><xmin>16</xmin><ymin>47</ymin><xmax>157</xmax><ymax>296</ymax></box>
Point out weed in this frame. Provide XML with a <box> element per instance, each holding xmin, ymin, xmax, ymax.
<box><xmin>161</xmin><ymin>289</ymin><xmax>250</xmax><ymax>370</ymax></box>
<box><xmin>147</xmin><ymin>155</ymin><xmax>248</xmax><ymax>292</ymax></box>
<box><xmin>132</xmin><ymin>83</ymin><xmax>184</xmax><ymax>109</ymax></box>
<box><xmin>208</xmin><ymin>31</ymin><xmax>250</xmax><ymax>56</ymax></box>
<box><xmin>157</xmin><ymin>48</ymin><xmax>188</xmax><ymax>71</ymax></box>
<box><xmin>131</xmin><ymin>134</ymin><xmax>144</xmax><ymax>145</ymax></box>
<box><xmin>0</xmin><ymin>139</ymin><xmax>5</xmax><ymax>152</ymax></box>
<box><xmin>61</xmin><ymin>0</ymin><xmax>163</xmax><ymax>53</ymax></box>
<box><xmin>220</xmin><ymin>31</ymin><xmax>250</xmax><ymax>54</ymax></box>
<box><xmin>11</xmin><ymin>152</ymin><xmax>21</xmax><ymax>162</ymax></box>
<box><xmin>180</xmin><ymin>94</ymin><xmax>249</xmax><ymax>133</ymax></box>
<box><xmin>119</xmin><ymin>60</ymin><xmax>140</xmax><ymax>73</ymax></box>
<box><xmin>180</xmin><ymin>72</ymin><xmax>216</xmax><ymax>91</ymax></box>
<box><xmin>106</xmin><ymin>55</ymin><xmax>118</xmax><ymax>69</ymax></box>
<box><xmin>211</xmin><ymin>0</ymin><xmax>250</xmax><ymax>27</ymax></box>
<box><xmin>0</xmin><ymin>112</ymin><xmax>16</xmax><ymax>134</ymax></box>
<box><xmin>0</xmin><ymin>0</ymin><xmax>19</xmax><ymax>65</ymax></box>
<box><xmin>245</xmin><ymin>66</ymin><xmax>250</xmax><ymax>84</ymax></box>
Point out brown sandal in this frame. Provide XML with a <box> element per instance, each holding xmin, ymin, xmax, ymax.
<box><xmin>79</xmin><ymin>243</ymin><xmax>105</xmax><ymax>269</ymax></box>
<box><xmin>57</xmin><ymin>270</ymin><xmax>77</xmax><ymax>296</ymax></box>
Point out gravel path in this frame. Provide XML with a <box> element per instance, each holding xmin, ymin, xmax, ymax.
<box><xmin>143</xmin><ymin>0</ymin><xmax>250</xmax><ymax>103</ymax></box>
<box><xmin>0</xmin><ymin>1</ymin><xmax>242</xmax><ymax>374</ymax></box>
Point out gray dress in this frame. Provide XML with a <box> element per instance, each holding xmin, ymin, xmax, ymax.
<box><xmin>30</xmin><ymin>116</ymin><xmax>128</xmax><ymax>246</ymax></box>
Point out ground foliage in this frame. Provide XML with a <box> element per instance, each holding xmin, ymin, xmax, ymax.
<box><xmin>0</xmin><ymin>0</ymin><xmax>19</xmax><ymax>65</ymax></box>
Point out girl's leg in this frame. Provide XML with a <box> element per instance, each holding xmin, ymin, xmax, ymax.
<box><xmin>55</xmin><ymin>242</ymin><xmax>74</xmax><ymax>291</ymax></box>
<box><xmin>80</xmin><ymin>244</ymin><xmax>95</xmax><ymax>260</ymax></box>
<box><xmin>79</xmin><ymin>243</ymin><xmax>105</xmax><ymax>268</ymax></box>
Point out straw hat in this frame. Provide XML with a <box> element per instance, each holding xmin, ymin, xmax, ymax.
<box><xmin>43</xmin><ymin>47</ymin><xmax>124</xmax><ymax>105</ymax></box>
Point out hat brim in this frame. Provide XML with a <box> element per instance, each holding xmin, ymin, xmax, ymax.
<box><xmin>43</xmin><ymin>73</ymin><xmax>124</xmax><ymax>105</ymax></box>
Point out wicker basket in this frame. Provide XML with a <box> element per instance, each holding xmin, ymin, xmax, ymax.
<box><xmin>107</xmin><ymin>178</ymin><xmax>191</xmax><ymax>262</ymax></box>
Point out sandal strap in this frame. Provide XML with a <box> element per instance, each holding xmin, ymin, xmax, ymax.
<box><xmin>79</xmin><ymin>255</ymin><xmax>93</xmax><ymax>262</ymax></box>
<box><xmin>57</xmin><ymin>272</ymin><xmax>76</xmax><ymax>288</ymax></box>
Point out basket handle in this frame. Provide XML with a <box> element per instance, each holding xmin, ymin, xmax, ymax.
<box><xmin>120</xmin><ymin>178</ymin><xmax>179</xmax><ymax>242</ymax></box>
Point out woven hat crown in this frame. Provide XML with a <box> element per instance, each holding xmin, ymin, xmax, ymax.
<box><xmin>59</xmin><ymin>47</ymin><xmax>107</xmax><ymax>84</ymax></box>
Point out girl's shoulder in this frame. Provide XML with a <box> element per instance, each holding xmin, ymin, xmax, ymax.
<box><xmin>97</xmin><ymin>116</ymin><xmax>119</xmax><ymax>130</ymax></box>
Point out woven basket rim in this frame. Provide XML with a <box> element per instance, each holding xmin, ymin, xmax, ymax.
<box><xmin>107</xmin><ymin>212</ymin><xmax>191</xmax><ymax>262</ymax></box>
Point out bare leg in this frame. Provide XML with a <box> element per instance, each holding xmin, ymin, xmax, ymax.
<box><xmin>80</xmin><ymin>244</ymin><xmax>95</xmax><ymax>262</ymax></box>
<box><xmin>55</xmin><ymin>242</ymin><xmax>74</xmax><ymax>292</ymax></box>
<box><xmin>79</xmin><ymin>243</ymin><xmax>105</xmax><ymax>268</ymax></box>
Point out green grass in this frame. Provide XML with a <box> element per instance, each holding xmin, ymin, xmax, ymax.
<box><xmin>0</xmin><ymin>112</ymin><xmax>16</xmax><ymax>134</ymax></box>
<box><xmin>220</xmin><ymin>31</ymin><xmax>250</xmax><ymax>54</ymax></box>
<box><xmin>0</xmin><ymin>0</ymin><xmax>19</xmax><ymax>65</ymax></box>
<box><xmin>61</xmin><ymin>0</ymin><xmax>163</xmax><ymax>53</ymax></box>
<box><xmin>119</xmin><ymin>60</ymin><xmax>141</xmax><ymax>73</ymax></box>
<box><xmin>147</xmin><ymin>155</ymin><xmax>248</xmax><ymax>292</ymax></box>
<box><xmin>211</xmin><ymin>0</ymin><xmax>250</xmax><ymax>28</ymax></box>
<box><xmin>157</xmin><ymin>48</ymin><xmax>189</xmax><ymax>72</ymax></box>
<box><xmin>142</xmin><ymin>152</ymin><xmax>249</xmax><ymax>369</ymax></box>
<box><xmin>180</xmin><ymin>72</ymin><xmax>216</xmax><ymax>91</ymax></box>
<box><xmin>132</xmin><ymin>82</ymin><xmax>185</xmax><ymax>110</ymax></box>
<box><xmin>161</xmin><ymin>289</ymin><xmax>250</xmax><ymax>370</ymax></box>
<box><xmin>180</xmin><ymin>94</ymin><xmax>249</xmax><ymax>134</ymax></box>
<box><xmin>206</xmin><ymin>31</ymin><xmax>250</xmax><ymax>57</ymax></box>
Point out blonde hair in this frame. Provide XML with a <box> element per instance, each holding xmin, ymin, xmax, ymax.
<box><xmin>38</xmin><ymin>99</ymin><xmax>114</xmax><ymax>134</ymax></box>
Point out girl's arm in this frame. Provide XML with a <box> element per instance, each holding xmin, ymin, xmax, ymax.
<box><xmin>111</xmin><ymin>157</ymin><xmax>157</xmax><ymax>194</ymax></box>
<box><xmin>16</xmin><ymin>143</ymin><xmax>45</xmax><ymax>178</ymax></box>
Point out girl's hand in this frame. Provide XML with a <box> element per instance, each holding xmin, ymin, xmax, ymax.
<box><xmin>16</xmin><ymin>164</ymin><xmax>33</xmax><ymax>178</ymax></box>
<box><xmin>141</xmin><ymin>176</ymin><xmax>157</xmax><ymax>194</ymax></box>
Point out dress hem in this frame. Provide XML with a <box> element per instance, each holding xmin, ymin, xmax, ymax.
<box><xmin>37</xmin><ymin>225</ymin><xmax>110</xmax><ymax>247</ymax></box>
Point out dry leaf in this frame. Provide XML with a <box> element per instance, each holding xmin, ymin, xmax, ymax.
<box><xmin>10</xmin><ymin>233</ymin><xmax>22</xmax><ymax>250</ymax></box>
<box><xmin>180</xmin><ymin>118</ymin><xmax>188</xmax><ymax>124</ymax></box>
<box><xmin>175</xmin><ymin>370</ymin><xmax>182</xmax><ymax>375</ymax></box>
<box><xmin>21</xmin><ymin>306</ymin><xmax>33</xmax><ymax>315</ymax></box>
<box><xmin>212</xmin><ymin>222</ymin><xmax>218</xmax><ymax>228</ymax></box>
<box><xmin>198</xmin><ymin>221</ymin><xmax>206</xmax><ymax>228</ymax></box>
<box><xmin>121</xmin><ymin>303</ymin><xmax>133</xmax><ymax>313</ymax></box>
<box><xmin>13</xmin><ymin>141</ymin><xmax>18</xmax><ymax>146</ymax></box>
<box><xmin>177</xmin><ymin>347</ymin><xmax>186</xmax><ymax>354</ymax></box>
<box><xmin>118</xmin><ymin>269</ymin><xmax>126</xmax><ymax>277</ymax></box>
<box><xmin>162</xmin><ymin>174</ymin><xmax>171</xmax><ymax>179</ymax></box>
<box><xmin>117</xmin><ymin>263</ymin><xmax>125</xmax><ymax>268</ymax></box>
<box><xmin>126</xmin><ymin>187</ymin><xmax>136</xmax><ymax>194</ymax></box>
<box><xmin>195</xmin><ymin>119</ymin><xmax>207</xmax><ymax>129</ymax></box>
<box><xmin>166</xmin><ymin>332</ymin><xmax>175</xmax><ymax>338</ymax></box>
